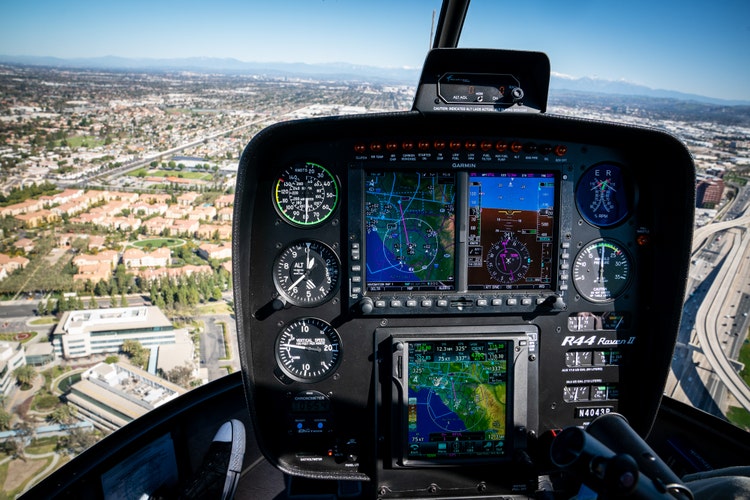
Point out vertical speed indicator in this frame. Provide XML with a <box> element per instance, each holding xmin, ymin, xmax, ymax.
<box><xmin>274</xmin><ymin>162</ymin><xmax>339</xmax><ymax>227</ymax></box>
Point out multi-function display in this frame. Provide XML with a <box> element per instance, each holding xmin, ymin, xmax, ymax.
<box><xmin>363</xmin><ymin>169</ymin><xmax>556</xmax><ymax>294</ymax></box>
<box><xmin>365</xmin><ymin>171</ymin><xmax>456</xmax><ymax>292</ymax></box>
<box><xmin>403</xmin><ymin>339</ymin><xmax>511</xmax><ymax>463</ymax></box>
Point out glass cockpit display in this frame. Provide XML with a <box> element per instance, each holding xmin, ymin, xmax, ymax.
<box><xmin>403</xmin><ymin>339</ymin><xmax>510</xmax><ymax>463</ymax></box>
<box><xmin>468</xmin><ymin>172</ymin><xmax>555</xmax><ymax>290</ymax></box>
<box><xmin>365</xmin><ymin>171</ymin><xmax>456</xmax><ymax>292</ymax></box>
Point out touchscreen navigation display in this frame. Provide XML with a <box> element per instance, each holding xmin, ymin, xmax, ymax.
<box><xmin>365</xmin><ymin>170</ymin><xmax>456</xmax><ymax>292</ymax></box>
<box><xmin>404</xmin><ymin>339</ymin><xmax>511</xmax><ymax>463</ymax></box>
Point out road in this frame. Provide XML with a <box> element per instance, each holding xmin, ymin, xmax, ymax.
<box><xmin>200</xmin><ymin>314</ymin><xmax>239</xmax><ymax>382</ymax></box>
<box><xmin>667</xmin><ymin>190</ymin><xmax>750</xmax><ymax>416</ymax></box>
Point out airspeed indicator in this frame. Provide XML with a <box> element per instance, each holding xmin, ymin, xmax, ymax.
<box><xmin>274</xmin><ymin>162</ymin><xmax>339</xmax><ymax>227</ymax></box>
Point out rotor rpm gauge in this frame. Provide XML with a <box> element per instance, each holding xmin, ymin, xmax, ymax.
<box><xmin>273</xmin><ymin>240</ymin><xmax>340</xmax><ymax>307</ymax></box>
<box><xmin>275</xmin><ymin>318</ymin><xmax>341</xmax><ymax>383</ymax></box>
<box><xmin>274</xmin><ymin>162</ymin><xmax>339</xmax><ymax>227</ymax></box>
<box><xmin>486</xmin><ymin>234</ymin><xmax>531</xmax><ymax>284</ymax></box>
<box><xmin>572</xmin><ymin>240</ymin><xmax>632</xmax><ymax>302</ymax></box>
<box><xmin>576</xmin><ymin>163</ymin><xmax>631</xmax><ymax>227</ymax></box>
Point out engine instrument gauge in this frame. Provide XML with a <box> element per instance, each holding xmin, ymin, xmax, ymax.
<box><xmin>576</xmin><ymin>163</ymin><xmax>631</xmax><ymax>227</ymax></box>
<box><xmin>273</xmin><ymin>240</ymin><xmax>340</xmax><ymax>307</ymax></box>
<box><xmin>572</xmin><ymin>240</ymin><xmax>632</xmax><ymax>302</ymax></box>
<box><xmin>274</xmin><ymin>162</ymin><xmax>339</xmax><ymax>227</ymax></box>
<box><xmin>486</xmin><ymin>234</ymin><xmax>531</xmax><ymax>284</ymax></box>
<box><xmin>275</xmin><ymin>318</ymin><xmax>341</xmax><ymax>383</ymax></box>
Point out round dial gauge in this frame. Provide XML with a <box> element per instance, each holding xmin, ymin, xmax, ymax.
<box><xmin>486</xmin><ymin>234</ymin><xmax>531</xmax><ymax>284</ymax></box>
<box><xmin>275</xmin><ymin>318</ymin><xmax>341</xmax><ymax>382</ymax></box>
<box><xmin>576</xmin><ymin>163</ymin><xmax>631</xmax><ymax>227</ymax></box>
<box><xmin>572</xmin><ymin>240</ymin><xmax>632</xmax><ymax>302</ymax></box>
<box><xmin>273</xmin><ymin>240</ymin><xmax>340</xmax><ymax>307</ymax></box>
<box><xmin>274</xmin><ymin>162</ymin><xmax>339</xmax><ymax>227</ymax></box>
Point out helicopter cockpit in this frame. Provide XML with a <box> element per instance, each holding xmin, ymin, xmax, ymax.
<box><xmin>25</xmin><ymin>0</ymin><xmax>750</xmax><ymax>498</ymax></box>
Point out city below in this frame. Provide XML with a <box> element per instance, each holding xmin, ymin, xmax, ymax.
<box><xmin>0</xmin><ymin>63</ymin><xmax>749</xmax><ymax>496</ymax></box>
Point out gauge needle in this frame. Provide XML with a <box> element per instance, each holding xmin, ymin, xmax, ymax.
<box><xmin>306</xmin><ymin>244</ymin><xmax>314</xmax><ymax>269</ymax></box>
<box><xmin>280</xmin><ymin>343</ymin><xmax>322</xmax><ymax>352</ymax></box>
<box><xmin>598</xmin><ymin>246</ymin><xmax>605</xmax><ymax>283</ymax></box>
<box><xmin>288</xmin><ymin>273</ymin><xmax>308</xmax><ymax>290</ymax></box>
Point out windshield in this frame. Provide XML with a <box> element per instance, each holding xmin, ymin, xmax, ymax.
<box><xmin>1</xmin><ymin>0</ymin><xmax>749</xmax><ymax>496</ymax></box>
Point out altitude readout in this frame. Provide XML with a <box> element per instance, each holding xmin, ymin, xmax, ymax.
<box><xmin>274</xmin><ymin>162</ymin><xmax>339</xmax><ymax>226</ymax></box>
<box><xmin>273</xmin><ymin>240</ymin><xmax>340</xmax><ymax>307</ymax></box>
<box><xmin>572</xmin><ymin>240</ymin><xmax>632</xmax><ymax>302</ymax></box>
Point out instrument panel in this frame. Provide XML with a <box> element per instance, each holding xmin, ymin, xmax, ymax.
<box><xmin>232</xmin><ymin>111</ymin><xmax>694</xmax><ymax>497</ymax></box>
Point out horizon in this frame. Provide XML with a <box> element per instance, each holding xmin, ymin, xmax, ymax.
<box><xmin>3</xmin><ymin>54</ymin><xmax>749</xmax><ymax>107</ymax></box>
<box><xmin>1</xmin><ymin>0</ymin><xmax>749</xmax><ymax>101</ymax></box>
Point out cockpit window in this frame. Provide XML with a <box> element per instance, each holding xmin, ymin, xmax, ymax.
<box><xmin>2</xmin><ymin>0</ymin><xmax>750</xmax><ymax>497</ymax></box>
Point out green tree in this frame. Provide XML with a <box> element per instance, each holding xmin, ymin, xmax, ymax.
<box><xmin>121</xmin><ymin>340</ymin><xmax>149</xmax><ymax>369</ymax></box>
<box><xmin>164</xmin><ymin>364</ymin><xmax>194</xmax><ymax>388</ymax></box>
<box><xmin>0</xmin><ymin>407</ymin><xmax>11</xmax><ymax>430</ymax></box>
<box><xmin>14</xmin><ymin>365</ymin><xmax>37</xmax><ymax>390</ymax></box>
<box><xmin>49</xmin><ymin>404</ymin><xmax>77</xmax><ymax>426</ymax></box>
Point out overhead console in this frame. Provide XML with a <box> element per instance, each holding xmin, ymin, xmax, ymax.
<box><xmin>232</xmin><ymin>50</ymin><xmax>695</xmax><ymax>498</ymax></box>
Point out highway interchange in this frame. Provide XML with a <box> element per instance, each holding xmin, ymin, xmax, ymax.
<box><xmin>666</xmin><ymin>185</ymin><xmax>750</xmax><ymax>417</ymax></box>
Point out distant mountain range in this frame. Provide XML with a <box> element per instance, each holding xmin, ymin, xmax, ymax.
<box><xmin>1</xmin><ymin>54</ymin><xmax>748</xmax><ymax>107</ymax></box>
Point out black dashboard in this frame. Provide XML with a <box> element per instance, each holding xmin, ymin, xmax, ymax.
<box><xmin>232</xmin><ymin>110</ymin><xmax>695</xmax><ymax>497</ymax></box>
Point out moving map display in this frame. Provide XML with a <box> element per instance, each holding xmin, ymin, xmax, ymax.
<box><xmin>365</xmin><ymin>170</ymin><xmax>456</xmax><ymax>291</ymax></box>
<box><xmin>404</xmin><ymin>339</ymin><xmax>510</xmax><ymax>462</ymax></box>
<box><xmin>468</xmin><ymin>172</ymin><xmax>555</xmax><ymax>290</ymax></box>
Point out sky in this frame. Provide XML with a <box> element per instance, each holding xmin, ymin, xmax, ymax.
<box><xmin>1</xmin><ymin>0</ymin><xmax>749</xmax><ymax>101</ymax></box>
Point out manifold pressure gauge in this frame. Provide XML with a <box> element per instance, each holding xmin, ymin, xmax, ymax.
<box><xmin>275</xmin><ymin>318</ymin><xmax>341</xmax><ymax>383</ymax></box>
<box><xmin>273</xmin><ymin>240</ymin><xmax>340</xmax><ymax>307</ymax></box>
<box><xmin>572</xmin><ymin>239</ymin><xmax>632</xmax><ymax>302</ymax></box>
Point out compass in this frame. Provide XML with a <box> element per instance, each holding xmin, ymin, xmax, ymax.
<box><xmin>273</xmin><ymin>240</ymin><xmax>340</xmax><ymax>307</ymax></box>
<box><xmin>486</xmin><ymin>234</ymin><xmax>531</xmax><ymax>284</ymax></box>
<box><xmin>275</xmin><ymin>318</ymin><xmax>341</xmax><ymax>382</ymax></box>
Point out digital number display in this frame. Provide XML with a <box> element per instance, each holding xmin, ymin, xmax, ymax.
<box><xmin>405</xmin><ymin>339</ymin><xmax>511</xmax><ymax>462</ymax></box>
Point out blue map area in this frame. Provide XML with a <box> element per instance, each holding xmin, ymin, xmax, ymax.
<box><xmin>409</xmin><ymin>387</ymin><xmax>466</xmax><ymax>434</ymax></box>
<box><xmin>365</xmin><ymin>171</ymin><xmax>455</xmax><ymax>289</ymax></box>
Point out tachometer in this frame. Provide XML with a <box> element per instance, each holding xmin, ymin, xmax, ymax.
<box><xmin>576</xmin><ymin>163</ymin><xmax>631</xmax><ymax>227</ymax></box>
<box><xmin>572</xmin><ymin>240</ymin><xmax>632</xmax><ymax>302</ymax></box>
<box><xmin>275</xmin><ymin>318</ymin><xmax>341</xmax><ymax>383</ymax></box>
<box><xmin>274</xmin><ymin>162</ymin><xmax>339</xmax><ymax>226</ymax></box>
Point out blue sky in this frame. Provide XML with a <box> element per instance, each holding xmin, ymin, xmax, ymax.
<box><xmin>2</xmin><ymin>0</ymin><xmax>749</xmax><ymax>101</ymax></box>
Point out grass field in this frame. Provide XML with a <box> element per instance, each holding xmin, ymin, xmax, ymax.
<box><xmin>127</xmin><ymin>168</ymin><xmax>212</xmax><ymax>181</ymax></box>
<box><xmin>131</xmin><ymin>238</ymin><xmax>185</xmax><ymax>249</ymax></box>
